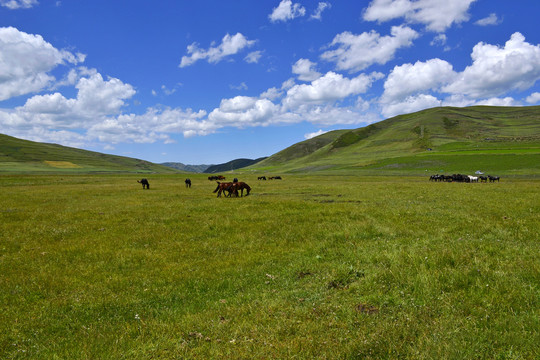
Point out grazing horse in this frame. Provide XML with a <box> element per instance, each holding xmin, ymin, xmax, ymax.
<box><xmin>488</xmin><ymin>175</ymin><xmax>500</xmax><ymax>182</ymax></box>
<box><xmin>258</xmin><ymin>176</ymin><xmax>267</xmax><ymax>180</ymax></box>
<box><xmin>217</xmin><ymin>175</ymin><xmax>226</xmax><ymax>180</ymax></box>
<box><xmin>137</xmin><ymin>178</ymin><xmax>150</xmax><ymax>189</ymax></box>
<box><xmin>452</xmin><ymin>174</ymin><xmax>469</xmax><ymax>182</ymax></box>
<box><xmin>468</xmin><ymin>175</ymin><xmax>478</xmax><ymax>183</ymax></box>
<box><xmin>213</xmin><ymin>182</ymin><xmax>235</xmax><ymax>197</ymax></box>
<box><xmin>185</xmin><ymin>178</ymin><xmax>192</xmax><ymax>188</ymax></box>
<box><xmin>233</xmin><ymin>181</ymin><xmax>251</xmax><ymax>197</ymax></box>
<box><xmin>479</xmin><ymin>176</ymin><xmax>488</xmax><ymax>182</ymax></box>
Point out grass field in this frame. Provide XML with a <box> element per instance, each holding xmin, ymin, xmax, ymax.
<box><xmin>1</xmin><ymin>174</ymin><xmax>539</xmax><ymax>359</ymax></box>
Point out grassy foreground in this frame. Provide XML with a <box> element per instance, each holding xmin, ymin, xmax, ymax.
<box><xmin>0</xmin><ymin>174</ymin><xmax>538</xmax><ymax>359</ymax></box>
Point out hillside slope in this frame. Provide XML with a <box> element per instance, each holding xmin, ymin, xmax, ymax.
<box><xmin>0</xmin><ymin>134</ymin><xmax>179</xmax><ymax>174</ymax></box>
<box><xmin>204</xmin><ymin>157</ymin><xmax>267</xmax><ymax>173</ymax></box>
<box><xmin>251</xmin><ymin>106</ymin><xmax>540</xmax><ymax>175</ymax></box>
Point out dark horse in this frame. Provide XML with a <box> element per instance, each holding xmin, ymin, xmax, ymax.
<box><xmin>185</xmin><ymin>178</ymin><xmax>192</xmax><ymax>188</ymax></box>
<box><xmin>258</xmin><ymin>176</ymin><xmax>267</xmax><ymax>180</ymax></box>
<box><xmin>137</xmin><ymin>178</ymin><xmax>150</xmax><ymax>189</ymax></box>
<box><xmin>488</xmin><ymin>175</ymin><xmax>500</xmax><ymax>182</ymax></box>
<box><xmin>213</xmin><ymin>182</ymin><xmax>235</xmax><ymax>197</ymax></box>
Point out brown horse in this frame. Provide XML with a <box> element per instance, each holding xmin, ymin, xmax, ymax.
<box><xmin>213</xmin><ymin>182</ymin><xmax>235</xmax><ymax>197</ymax></box>
<box><xmin>232</xmin><ymin>181</ymin><xmax>251</xmax><ymax>197</ymax></box>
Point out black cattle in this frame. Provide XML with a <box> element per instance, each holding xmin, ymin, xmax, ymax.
<box><xmin>137</xmin><ymin>178</ymin><xmax>150</xmax><ymax>189</ymax></box>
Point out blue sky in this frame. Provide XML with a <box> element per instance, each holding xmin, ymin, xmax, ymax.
<box><xmin>1</xmin><ymin>0</ymin><xmax>539</xmax><ymax>164</ymax></box>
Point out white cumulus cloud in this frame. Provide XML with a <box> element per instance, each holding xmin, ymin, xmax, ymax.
<box><xmin>292</xmin><ymin>59</ymin><xmax>322</xmax><ymax>82</ymax></box>
<box><xmin>526</xmin><ymin>92</ymin><xmax>540</xmax><ymax>104</ymax></box>
<box><xmin>269</xmin><ymin>0</ymin><xmax>306</xmax><ymax>22</ymax></box>
<box><xmin>382</xmin><ymin>59</ymin><xmax>456</xmax><ymax>103</ymax></box>
<box><xmin>443</xmin><ymin>32</ymin><xmax>540</xmax><ymax>98</ymax></box>
<box><xmin>380</xmin><ymin>33</ymin><xmax>540</xmax><ymax>117</ymax></box>
<box><xmin>0</xmin><ymin>26</ymin><xmax>85</xmax><ymax>101</ymax></box>
<box><xmin>180</xmin><ymin>33</ymin><xmax>256</xmax><ymax>67</ymax></box>
<box><xmin>2</xmin><ymin>72</ymin><xmax>135</xmax><ymax>133</ymax></box>
<box><xmin>284</xmin><ymin>71</ymin><xmax>382</xmax><ymax>109</ymax></box>
<box><xmin>321</xmin><ymin>26</ymin><xmax>418</xmax><ymax>73</ymax></box>
<box><xmin>88</xmin><ymin>107</ymin><xmax>210</xmax><ymax>142</ymax></box>
<box><xmin>208</xmin><ymin>96</ymin><xmax>278</xmax><ymax>127</ymax></box>
<box><xmin>363</xmin><ymin>0</ymin><xmax>477</xmax><ymax>32</ymax></box>
<box><xmin>0</xmin><ymin>0</ymin><xmax>38</xmax><ymax>9</ymax></box>
<box><xmin>475</xmin><ymin>97</ymin><xmax>518</xmax><ymax>107</ymax></box>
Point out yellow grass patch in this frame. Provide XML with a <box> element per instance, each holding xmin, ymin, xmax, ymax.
<box><xmin>44</xmin><ymin>161</ymin><xmax>82</xmax><ymax>168</ymax></box>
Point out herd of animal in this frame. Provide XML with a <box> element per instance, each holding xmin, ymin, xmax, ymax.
<box><xmin>137</xmin><ymin>174</ymin><xmax>278</xmax><ymax>198</ymax></box>
<box><xmin>429</xmin><ymin>174</ymin><xmax>500</xmax><ymax>182</ymax></box>
<box><xmin>138</xmin><ymin>172</ymin><xmax>501</xmax><ymax>197</ymax></box>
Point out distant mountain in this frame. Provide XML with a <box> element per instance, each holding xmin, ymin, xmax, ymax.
<box><xmin>160</xmin><ymin>162</ymin><xmax>212</xmax><ymax>173</ymax></box>
<box><xmin>250</xmin><ymin>105</ymin><xmax>540</xmax><ymax>175</ymax></box>
<box><xmin>0</xmin><ymin>133</ymin><xmax>179</xmax><ymax>174</ymax></box>
<box><xmin>204</xmin><ymin>157</ymin><xmax>267</xmax><ymax>173</ymax></box>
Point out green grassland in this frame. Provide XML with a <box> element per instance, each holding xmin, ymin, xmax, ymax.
<box><xmin>1</xmin><ymin>174</ymin><xmax>538</xmax><ymax>359</ymax></box>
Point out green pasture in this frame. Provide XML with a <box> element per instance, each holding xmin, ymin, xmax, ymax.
<box><xmin>1</xmin><ymin>174</ymin><xmax>539</xmax><ymax>359</ymax></box>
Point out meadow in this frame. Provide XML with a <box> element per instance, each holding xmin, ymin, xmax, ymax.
<box><xmin>0</xmin><ymin>174</ymin><xmax>538</xmax><ymax>359</ymax></box>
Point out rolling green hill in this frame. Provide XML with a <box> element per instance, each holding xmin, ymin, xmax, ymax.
<box><xmin>0</xmin><ymin>133</ymin><xmax>179</xmax><ymax>174</ymax></box>
<box><xmin>251</xmin><ymin>106</ymin><xmax>540</xmax><ymax>175</ymax></box>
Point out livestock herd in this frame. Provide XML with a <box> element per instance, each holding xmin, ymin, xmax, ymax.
<box><xmin>138</xmin><ymin>172</ymin><xmax>501</xmax><ymax>197</ymax></box>
<box><xmin>137</xmin><ymin>174</ymin><xmax>284</xmax><ymax>198</ymax></box>
<box><xmin>429</xmin><ymin>174</ymin><xmax>500</xmax><ymax>182</ymax></box>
